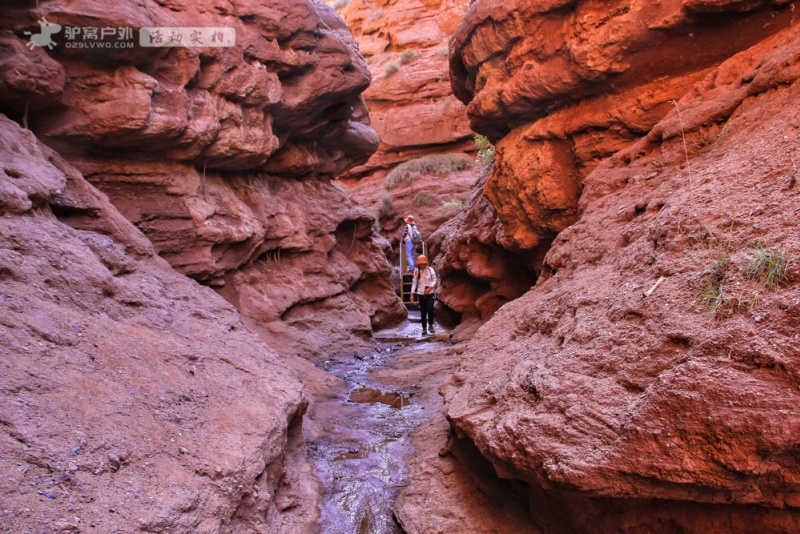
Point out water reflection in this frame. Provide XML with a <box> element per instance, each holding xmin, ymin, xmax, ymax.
<box><xmin>310</xmin><ymin>349</ymin><xmax>423</xmax><ymax>534</ymax></box>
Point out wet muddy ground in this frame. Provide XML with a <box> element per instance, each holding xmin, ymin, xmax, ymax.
<box><xmin>308</xmin><ymin>313</ymin><xmax>448</xmax><ymax>533</ymax></box>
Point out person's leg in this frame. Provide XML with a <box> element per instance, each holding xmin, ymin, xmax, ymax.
<box><xmin>425</xmin><ymin>295</ymin><xmax>435</xmax><ymax>332</ymax></box>
<box><xmin>419</xmin><ymin>294</ymin><xmax>429</xmax><ymax>335</ymax></box>
<box><xmin>405</xmin><ymin>240</ymin><xmax>415</xmax><ymax>271</ymax></box>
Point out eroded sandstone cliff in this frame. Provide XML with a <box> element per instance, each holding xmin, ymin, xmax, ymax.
<box><xmin>339</xmin><ymin>0</ymin><xmax>473</xmax><ymax>176</ymax></box>
<box><xmin>434</xmin><ymin>0</ymin><xmax>798</xmax><ymax>328</ymax></box>
<box><xmin>423</xmin><ymin>1</ymin><xmax>800</xmax><ymax>531</ymax></box>
<box><xmin>0</xmin><ymin>114</ymin><xmax>318</xmax><ymax>532</ymax></box>
<box><xmin>0</xmin><ymin>1</ymin><xmax>405</xmax><ymax>531</ymax></box>
<box><xmin>1</xmin><ymin>0</ymin><xmax>405</xmax><ymax>359</ymax></box>
<box><xmin>333</xmin><ymin>0</ymin><xmax>479</xmax><ymax>267</ymax></box>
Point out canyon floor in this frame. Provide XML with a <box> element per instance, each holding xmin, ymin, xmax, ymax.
<box><xmin>302</xmin><ymin>312</ymin><xmax>537</xmax><ymax>534</ymax></box>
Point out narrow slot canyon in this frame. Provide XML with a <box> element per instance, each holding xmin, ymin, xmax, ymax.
<box><xmin>2</xmin><ymin>1</ymin><xmax>800</xmax><ymax>533</ymax></box>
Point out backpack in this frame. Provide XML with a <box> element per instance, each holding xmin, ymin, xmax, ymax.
<box><xmin>410</xmin><ymin>224</ymin><xmax>423</xmax><ymax>244</ymax></box>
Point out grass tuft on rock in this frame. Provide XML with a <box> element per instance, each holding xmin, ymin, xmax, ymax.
<box><xmin>441</xmin><ymin>199</ymin><xmax>466</xmax><ymax>213</ymax></box>
<box><xmin>385</xmin><ymin>154</ymin><xmax>474</xmax><ymax>190</ymax></box>
<box><xmin>384</xmin><ymin>62</ymin><xmax>400</xmax><ymax>77</ymax></box>
<box><xmin>412</xmin><ymin>192</ymin><xmax>436</xmax><ymax>207</ymax></box>
<box><xmin>378</xmin><ymin>195</ymin><xmax>394</xmax><ymax>218</ymax></box>
<box><xmin>474</xmin><ymin>134</ymin><xmax>495</xmax><ymax>166</ymax></box>
<box><xmin>699</xmin><ymin>280</ymin><xmax>729</xmax><ymax>317</ymax></box>
<box><xmin>400</xmin><ymin>49</ymin><xmax>419</xmax><ymax>65</ymax></box>
<box><xmin>745</xmin><ymin>245</ymin><xmax>789</xmax><ymax>289</ymax></box>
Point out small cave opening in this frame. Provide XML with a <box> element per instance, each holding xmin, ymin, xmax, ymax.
<box><xmin>334</xmin><ymin>218</ymin><xmax>372</xmax><ymax>258</ymax></box>
<box><xmin>277</xmin><ymin>65</ymin><xmax>314</xmax><ymax>85</ymax></box>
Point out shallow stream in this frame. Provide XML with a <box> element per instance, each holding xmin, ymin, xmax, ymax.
<box><xmin>309</xmin><ymin>317</ymin><xmax>438</xmax><ymax>533</ymax></box>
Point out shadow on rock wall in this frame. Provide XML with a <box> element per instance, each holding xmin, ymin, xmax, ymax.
<box><xmin>0</xmin><ymin>0</ymin><xmax>406</xmax><ymax>359</ymax></box>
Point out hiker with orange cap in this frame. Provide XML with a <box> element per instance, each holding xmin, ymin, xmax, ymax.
<box><xmin>401</xmin><ymin>214</ymin><xmax>422</xmax><ymax>274</ymax></box>
<box><xmin>410</xmin><ymin>254</ymin><xmax>439</xmax><ymax>336</ymax></box>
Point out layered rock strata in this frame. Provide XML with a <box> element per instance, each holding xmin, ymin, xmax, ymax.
<box><xmin>1</xmin><ymin>0</ymin><xmax>405</xmax><ymax>357</ymax></box>
<box><xmin>437</xmin><ymin>0</ymin><xmax>797</xmax><ymax>325</ymax></box>
<box><xmin>439</xmin><ymin>8</ymin><xmax>800</xmax><ymax>532</ymax></box>
<box><xmin>334</xmin><ymin>0</ymin><xmax>479</xmax><ymax>264</ymax></box>
<box><xmin>0</xmin><ymin>114</ymin><xmax>317</xmax><ymax>533</ymax></box>
<box><xmin>338</xmin><ymin>0</ymin><xmax>473</xmax><ymax>177</ymax></box>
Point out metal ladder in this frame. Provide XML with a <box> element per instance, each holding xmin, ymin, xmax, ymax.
<box><xmin>399</xmin><ymin>242</ymin><xmax>426</xmax><ymax>307</ymax></box>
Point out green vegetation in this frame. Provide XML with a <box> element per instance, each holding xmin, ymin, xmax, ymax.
<box><xmin>745</xmin><ymin>245</ymin><xmax>789</xmax><ymax>288</ymax></box>
<box><xmin>400</xmin><ymin>49</ymin><xmax>419</xmax><ymax>65</ymax></box>
<box><xmin>734</xmin><ymin>291</ymin><xmax>760</xmax><ymax>314</ymax></box>
<box><xmin>385</xmin><ymin>154</ymin><xmax>474</xmax><ymax>190</ymax></box>
<box><xmin>699</xmin><ymin>280</ymin><xmax>729</xmax><ymax>318</ymax></box>
<box><xmin>367</xmin><ymin>10</ymin><xmax>385</xmax><ymax>22</ymax></box>
<box><xmin>698</xmin><ymin>256</ymin><xmax>730</xmax><ymax>318</ymax></box>
<box><xmin>474</xmin><ymin>134</ymin><xmax>495</xmax><ymax>166</ymax></box>
<box><xmin>697</xmin><ymin>246</ymin><xmax>788</xmax><ymax>319</ymax></box>
<box><xmin>378</xmin><ymin>195</ymin><xmax>394</xmax><ymax>219</ymax></box>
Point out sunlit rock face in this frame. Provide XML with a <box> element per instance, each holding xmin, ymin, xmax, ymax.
<box><xmin>436</xmin><ymin>0</ymin><xmax>797</xmax><ymax>328</ymax></box>
<box><xmin>434</xmin><ymin>1</ymin><xmax>800</xmax><ymax>531</ymax></box>
<box><xmin>338</xmin><ymin>0</ymin><xmax>473</xmax><ymax>176</ymax></box>
<box><xmin>333</xmin><ymin>0</ymin><xmax>479</xmax><ymax>272</ymax></box>
<box><xmin>0</xmin><ymin>0</ymin><xmax>406</xmax><ymax>356</ymax></box>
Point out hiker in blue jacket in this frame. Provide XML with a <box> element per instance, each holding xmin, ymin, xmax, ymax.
<box><xmin>402</xmin><ymin>215</ymin><xmax>421</xmax><ymax>274</ymax></box>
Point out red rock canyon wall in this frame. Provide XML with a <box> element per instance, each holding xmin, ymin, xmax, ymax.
<box><xmin>335</xmin><ymin>0</ymin><xmax>478</xmax><ymax>266</ymax></box>
<box><xmin>0</xmin><ymin>0</ymin><xmax>402</xmax><ymax>531</ymax></box>
<box><xmin>1</xmin><ymin>0</ymin><xmax>406</xmax><ymax>359</ymax></box>
<box><xmin>425</xmin><ymin>1</ymin><xmax>800</xmax><ymax>531</ymax></box>
<box><xmin>0</xmin><ymin>115</ymin><xmax>317</xmax><ymax>532</ymax></box>
<box><xmin>433</xmin><ymin>0</ymin><xmax>798</xmax><ymax>327</ymax></box>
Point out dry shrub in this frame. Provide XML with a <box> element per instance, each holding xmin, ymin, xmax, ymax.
<box><xmin>412</xmin><ymin>192</ymin><xmax>436</xmax><ymax>207</ymax></box>
<box><xmin>384</xmin><ymin>62</ymin><xmax>400</xmax><ymax>77</ymax></box>
<box><xmin>400</xmin><ymin>49</ymin><xmax>419</xmax><ymax>65</ymax></box>
<box><xmin>441</xmin><ymin>199</ymin><xmax>466</xmax><ymax>213</ymax></box>
<box><xmin>385</xmin><ymin>154</ymin><xmax>474</xmax><ymax>190</ymax></box>
<box><xmin>378</xmin><ymin>195</ymin><xmax>394</xmax><ymax>218</ymax></box>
